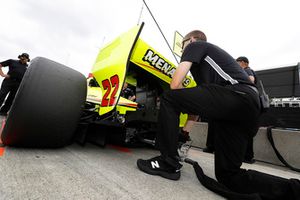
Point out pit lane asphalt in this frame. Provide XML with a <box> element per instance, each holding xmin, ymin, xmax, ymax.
<box><xmin>1</xmin><ymin>142</ymin><xmax>300</xmax><ymax>200</ymax></box>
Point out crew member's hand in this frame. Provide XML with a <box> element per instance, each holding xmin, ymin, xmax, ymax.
<box><xmin>4</xmin><ymin>74</ymin><xmax>10</xmax><ymax>79</ymax></box>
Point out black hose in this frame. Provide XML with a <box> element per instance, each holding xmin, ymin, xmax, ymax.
<box><xmin>266</xmin><ymin>126</ymin><xmax>300</xmax><ymax>172</ymax></box>
<box><xmin>184</xmin><ymin>158</ymin><xmax>262</xmax><ymax>200</ymax></box>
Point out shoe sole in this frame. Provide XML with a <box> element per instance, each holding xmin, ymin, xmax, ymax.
<box><xmin>137</xmin><ymin>160</ymin><xmax>180</xmax><ymax>181</ymax></box>
<box><xmin>244</xmin><ymin>160</ymin><xmax>255</xmax><ymax>164</ymax></box>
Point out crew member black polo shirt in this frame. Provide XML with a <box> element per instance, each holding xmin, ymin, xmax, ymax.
<box><xmin>244</xmin><ymin>67</ymin><xmax>257</xmax><ymax>84</ymax></box>
<box><xmin>244</xmin><ymin>67</ymin><xmax>255</xmax><ymax>77</ymax></box>
<box><xmin>0</xmin><ymin>59</ymin><xmax>28</xmax><ymax>81</ymax></box>
<box><xmin>180</xmin><ymin>41</ymin><xmax>252</xmax><ymax>86</ymax></box>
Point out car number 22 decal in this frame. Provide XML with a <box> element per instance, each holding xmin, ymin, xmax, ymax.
<box><xmin>101</xmin><ymin>74</ymin><xmax>120</xmax><ymax>107</ymax></box>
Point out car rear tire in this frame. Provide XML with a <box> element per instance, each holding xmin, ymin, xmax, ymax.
<box><xmin>1</xmin><ymin>57</ymin><xmax>87</xmax><ymax>148</ymax></box>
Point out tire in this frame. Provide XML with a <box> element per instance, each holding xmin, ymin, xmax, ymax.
<box><xmin>1</xmin><ymin>57</ymin><xmax>87</xmax><ymax>148</ymax></box>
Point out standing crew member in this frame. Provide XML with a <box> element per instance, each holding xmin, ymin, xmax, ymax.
<box><xmin>236</xmin><ymin>56</ymin><xmax>257</xmax><ymax>84</ymax></box>
<box><xmin>0</xmin><ymin>53</ymin><xmax>30</xmax><ymax>116</ymax></box>
<box><xmin>237</xmin><ymin>56</ymin><xmax>257</xmax><ymax>164</ymax></box>
<box><xmin>137</xmin><ymin>30</ymin><xmax>300</xmax><ymax>199</ymax></box>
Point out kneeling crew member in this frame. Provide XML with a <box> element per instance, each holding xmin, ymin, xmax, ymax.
<box><xmin>137</xmin><ymin>30</ymin><xmax>300</xmax><ymax>199</ymax></box>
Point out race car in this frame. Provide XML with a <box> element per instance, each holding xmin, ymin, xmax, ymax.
<box><xmin>1</xmin><ymin>23</ymin><xmax>196</xmax><ymax>148</ymax></box>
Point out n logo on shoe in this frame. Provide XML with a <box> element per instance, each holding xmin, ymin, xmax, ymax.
<box><xmin>151</xmin><ymin>161</ymin><xmax>160</xmax><ymax>169</ymax></box>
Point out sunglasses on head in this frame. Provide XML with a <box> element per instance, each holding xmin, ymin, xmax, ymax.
<box><xmin>181</xmin><ymin>38</ymin><xmax>191</xmax><ymax>49</ymax></box>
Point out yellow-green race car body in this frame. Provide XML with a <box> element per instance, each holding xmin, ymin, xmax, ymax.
<box><xmin>82</xmin><ymin>23</ymin><xmax>196</xmax><ymax>146</ymax></box>
<box><xmin>0</xmin><ymin>23</ymin><xmax>196</xmax><ymax>148</ymax></box>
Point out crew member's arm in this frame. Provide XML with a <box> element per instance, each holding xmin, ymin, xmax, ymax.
<box><xmin>248</xmin><ymin>75</ymin><xmax>255</xmax><ymax>83</ymax></box>
<box><xmin>0</xmin><ymin>64</ymin><xmax>10</xmax><ymax>78</ymax></box>
<box><xmin>129</xmin><ymin>95</ymin><xmax>136</xmax><ymax>101</ymax></box>
<box><xmin>170</xmin><ymin>61</ymin><xmax>193</xmax><ymax>89</ymax></box>
<box><xmin>244</xmin><ymin>68</ymin><xmax>255</xmax><ymax>84</ymax></box>
<box><xmin>171</xmin><ymin>61</ymin><xmax>199</xmax><ymax>134</ymax></box>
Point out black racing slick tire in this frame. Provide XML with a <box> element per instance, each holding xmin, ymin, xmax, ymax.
<box><xmin>1</xmin><ymin>57</ymin><xmax>87</xmax><ymax>148</ymax></box>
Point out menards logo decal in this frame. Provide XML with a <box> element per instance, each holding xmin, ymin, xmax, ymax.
<box><xmin>142</xmin><ymin>49</ymin><xmax>191</xmax><ymax>87</ymax></box>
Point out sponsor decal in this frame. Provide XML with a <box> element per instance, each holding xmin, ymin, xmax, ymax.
<box><xmin>151</xmin><ymin>160</ymin><xmax>160</xmax><ymax>169</ymax></box>
<box><xmin>101</xmin><ymin>74</ymin><xmax>120</xmax><ymax>107</ymax></box>
<box><xmin>142</xmin><ymin>49</ymin><xmax>191</xmax><ymax>87</ymax></box>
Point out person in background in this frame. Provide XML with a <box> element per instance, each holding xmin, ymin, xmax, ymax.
<box><xmin>0</xmin><ymin>53</ymin><xmax>30</xmax><ymax>116</ymax></box>
<box><xmin>236</xmin><ymin>56</ymin><xmax>257</xmax><ymax>164</ymax></box>
<box><xmin>136</xmin><ymin>29</ymin><xmax>300</xmax><ymax>199</ymax></box>
<box><xmin>121</xmin><ymin>82</ymin><xmax>136</xmax><ymax>101</ymax></box>
<box><xmin>178</xmin><ymin>115</ymin><xmax>199</xmax><ymax>143</ymax></box>
<box><xmin>236</xmin><ymin>56</ymin><xmax>257</xmax><ymax>84</ymax></box>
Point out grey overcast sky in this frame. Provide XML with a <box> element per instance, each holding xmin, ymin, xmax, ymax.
<box><xmin>1</xmin><ymin>0</ymin><xmax>299</xmax><ymax>76</ymax></box>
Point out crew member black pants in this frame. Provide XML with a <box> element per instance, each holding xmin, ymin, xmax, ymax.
<box><xmin>157</xmin><ymin>84</ymin><xmax>300</xmax><ymax>199</ymax></box>
<box><xmin>206</xmin><ymin>120</ymin><xmax>254</xmax><ymax>160</ymax></box>
<box><xmin>0</xmin><ymin>78</ymin><xmax>21</xmax><ymax>113</ymax></box>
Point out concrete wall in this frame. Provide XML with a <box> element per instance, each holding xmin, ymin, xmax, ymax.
<box><xmin>189</xmin><ymin>122</ymin><xmax>208</xmax><ymax>149</ymax></box>
<box><xmin>189</xmin><ymin>122</ymin><xmax>300</xmax><ymax>168</ymax></box>
<box><xmin>254</xmin><ymin>127</ymin><xmax>300</xmax><ymax>167</ymax></box>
